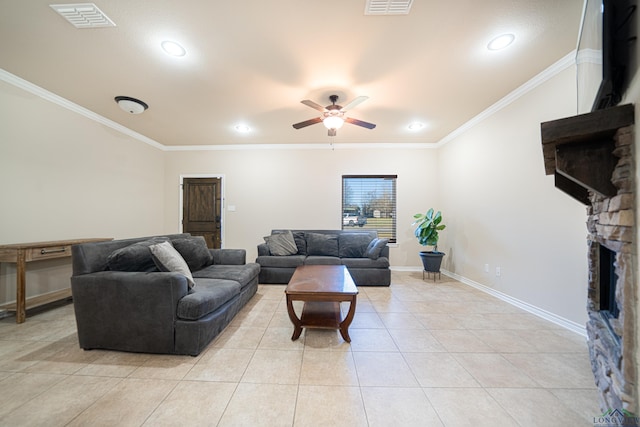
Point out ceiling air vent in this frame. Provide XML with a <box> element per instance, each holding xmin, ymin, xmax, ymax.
<box><xmin>365</xmin><ymin>0</ymin><xmax>413</xmax><ymax>15</ymax></box>
<box><xmin>50</xmin><ymin>3</ymin><xmax>116</xmax><ymax>28</ymax></box>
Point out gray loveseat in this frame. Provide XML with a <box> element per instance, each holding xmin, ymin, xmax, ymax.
<box><xmin>71</xmin><ymin>233</ymin><xmax>260</xmax><ymax>356</ymax></box>
<box><xmin>256</xmin><ymin>229</ymin><xmax>390</xmax><ymax>286</ymax></box>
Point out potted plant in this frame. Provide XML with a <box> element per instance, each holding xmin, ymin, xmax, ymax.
<box><xmin>412</xmin><ymin>208</ymin><xmax>446</xmax><ymax>274</ymax></box>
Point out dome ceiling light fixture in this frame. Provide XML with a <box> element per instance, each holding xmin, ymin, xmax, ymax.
<box><xmin>408</xmin><ymin>122</ymin><xmax>424</xmax><ymax>131</ymax></box>
<box><xmin>114</xmin><ymin>96</ymin><xmax>148</xmax><ymax>114</ymax></box>
<box><xmin>487</xmin><ymin>33</ymin><xmax>515</xmax><ymax>50</ymax></box>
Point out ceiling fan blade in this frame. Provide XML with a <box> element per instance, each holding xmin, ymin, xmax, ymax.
<box><xmin>340</xmin><ymin>96</ymin><xmax>369</xmax><ymax>112</ymax></box>
<box><xmin>292</xmin><ymin>117</ymin><xmax>323</xmax><ymax>129</ymax></box>
<box><xmin>328</xmin><ymin>128</ymin><xmax>337</xmax><ymax>137</ymax></box>
<box><xmin>301</xmin><ymin>100</ymin><xmax>327</xmax><ymax>112</ymax></box>
<box><xmin>345</xmin><ymin>117</ymin><xmax>376</xmax><ymax>129</ymax></box>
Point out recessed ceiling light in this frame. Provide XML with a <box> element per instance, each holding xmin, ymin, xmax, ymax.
<box><xmin>235</xmin><ymin>124</ymin><xmax>251</xmax><ymax>133</ymax></box>
<box><xmin>408</xmin><ymin>122</ymin><xmax>424</xmax><ymax>131</ymax></box>
<box><xmin>487</xmin><ymin>33</ymin><xmax>515</xmax><ymax>50</ymax></box>
<box><xmin>161</xmin><ymin>40</ymin><xmax>186</xmax><ymax>57</ymax></box>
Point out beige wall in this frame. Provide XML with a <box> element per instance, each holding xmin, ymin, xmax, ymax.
<box><xmin>164</xmin><ymin>146</ymin><xmax>440</xmax><ymax>265</ymax></box>
<box><xmin>0</xmin><ymin>80</ymin><xmax>165</xmax><ymax>304</ymax></box>
<box><xmin>437</xmin><ymin>66</ymin><xmax>589</xmax><ymax>325</ymax></box>
<box><xmin>0</xmin><ymin>61</ymin><xmax>597</xmax><ymax>329</ymax></box>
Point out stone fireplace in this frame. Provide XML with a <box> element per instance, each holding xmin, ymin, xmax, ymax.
<box><xmin>541</xmin><ymin>104</ymin><xmax>637</xmax><ymax>412</ymax></box>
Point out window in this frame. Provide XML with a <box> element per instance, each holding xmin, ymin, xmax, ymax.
<box><xmin>342</xmin><ymin>175</ymin><xmax>397</xmax><ymax>242</ymax></box>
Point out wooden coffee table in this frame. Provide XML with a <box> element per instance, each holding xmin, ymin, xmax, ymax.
<box><xmin>285</xmin><ymin>265</ymin><xmax>358</xmax><ymax>342</ymax></box>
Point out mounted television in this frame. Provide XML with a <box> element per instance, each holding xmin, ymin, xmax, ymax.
<box><xmin>577</xmin><ymin>0</ymin><xmax>636</xmax><ymax>113</ymax></box>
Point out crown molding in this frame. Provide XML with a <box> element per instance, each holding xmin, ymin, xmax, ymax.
<box><xmin>435</xmin><ymin>50</ymin><xmax>577</xmax><ymax>147</ymax></box>
<box><xmin>163</xmin><ymin>141</ymin><xmax>439</xmax><ymax>151</ymax></box>
<box><xmin>576</xmin><ymin>48</ymin><xmax>602</xmax><ymax>65</ymax></box>
<box><xmin>0</xmin><ymin>68</ymin><xmax>165</xmax><ymax>151</ymax></box>
<box><xmin>2</xmin><ymin>51</ymin><xmax>576</xmax><ymax>152</ymax></box>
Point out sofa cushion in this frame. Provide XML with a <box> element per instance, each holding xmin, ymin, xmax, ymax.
<box><xmin>106</xmin><ymin>237</ymin><xmax>168</xmax><ymax>272</ymax></box>
<box><xmin>193</xmin><ymin>263</ymin><xmax>260</xmax><ymax>288</ymax></box>
<box><xmin>264</xmin><ymin>230</ymin><xmax>298</xmax><ymax>256</ymax></box>
<box><xmin>338</xmin><ymin>233</ymin><xmax>374</xmax><ymax>258</ymax></box>
<box><xmin>292</xmin><ymin>231</ymin><xmax>307</xmax><ymax>255</ymax></box>
<box><xmin>306</xmin><ymin>233</ymin><xmax>339</xmax><ymax>257</ymax></box>
<box><xmin>366</xmin><ymin>238</ymin><xmax>389</xmax><ymax>260</ymax></box>
<box><xmin>256</xmin><ymin>255</ymin><xmax>305</xmax><ymax>268</ymax></box>
<box><xmin>304</xmin><ymin>256</ymin><xmax>341</xmax><ymax>265</ymax></box>
<box><xmin>171</xmin><ymin>237</ymin><xmax>213</xmax><ymax>271</ymax></box>
<box><xmin>341</xmin><ymin>257</ymin><xmax>390</xmax><ymax>269</ymax></box>
<box><xmin>177</xmin><ymin>279</ymin><xmax>240</xmax><ymax>320</ymax></box>
<box><xmin>149</xmin><ymin>241</ymin><xmax>196</xmax><ymax>288</ymax></box>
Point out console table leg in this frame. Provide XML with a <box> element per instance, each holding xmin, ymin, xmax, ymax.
<box><xmin>16</xmin><ymin>250</ymin><xmax>26</xmax><ymax>324</ymax></box>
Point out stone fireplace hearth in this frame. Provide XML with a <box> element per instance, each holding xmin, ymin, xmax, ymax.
<box><xmin>587</xmin><ymin>125</ymin><xmax>636</xmax><ymax>412</ymax></box>
<box><xmin>541</xmin><ymin>104</ymin><xmax>637</xmax><ymax>413</ymax></box>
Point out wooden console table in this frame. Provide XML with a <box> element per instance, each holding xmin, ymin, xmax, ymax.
<box><xmin>0</xmin><ymin>238</ymin><xmax>112</xmax><ymax>323</ymax></box>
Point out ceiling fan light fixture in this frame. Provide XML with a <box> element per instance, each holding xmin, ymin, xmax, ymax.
<box><xmin>114</xmin><ymin>96</ymin><xmax>148</xmax><ymax>114</ymax></box>
<box><xmin>293</xmin><ymin>95</ymin><xmax>374</xmax><ymax>134</ymax></box>
<box><xmin>323</xmin><ymin>116</ymin><xmax>344</xmax><ymax>130</ymax></box>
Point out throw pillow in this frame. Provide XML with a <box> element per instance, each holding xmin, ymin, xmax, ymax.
<box><xmin>339</xmin><ymin>233</ymin><xmax>374</xmax><ymax>258</ymax></box>
<box><xmin>171</xmin><ymin>237</ymin><xmax>213</xmax><ymax>271</ymax></box>
<box><xmin>366</xmin><ymin>238</ymin><xmax>389</xmax><ymax>260</ymax></box>
<box><xmin>264</xmin><ymin>230</ymin><xmax>298</xmax><ymax>256</ymax></box>
<box><xmin>306</xmin><ymin>232</ymin><xmax>339</xmax><ymax>257</ymax></box>
<box><xmin>292</xmin><ymin>231</ymin><xmax>307</xmax><ymax>255</ymax></box>
<box><xmin>106</xmin><ymin>237</ymin><xmax>169</xmax><ymax>272</ymax></box>
<box><xmin>149</xmin><ymin>241</ymin><xmax>196</xmax><ymax>289</ymax></box>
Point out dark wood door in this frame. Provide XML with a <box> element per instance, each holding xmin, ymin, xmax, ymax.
<box><xmin>182</xmin><ymin>177</ymin><xmax>222</xmax><ymax>248</ymax></box>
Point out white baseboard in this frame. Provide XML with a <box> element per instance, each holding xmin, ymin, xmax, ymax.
<box><xmin>390</xmin><ymin>266</ymin><xmax>423</xmax><ymax>272</ymax></box>
<box><xmin>390</xmin><ymin>266</ymin><xmax>587</xmax><ymax>337</ymax></box>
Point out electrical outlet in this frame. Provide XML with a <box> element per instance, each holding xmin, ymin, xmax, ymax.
<box><xmin>496</xmin><ymin>266</ymin><xmax>501</xmax><ymax>277</ymax></box>
<box><xmin>484</xmin><ymin>264</ymin><xmax>489</xmax><ymax>273</ymax></box>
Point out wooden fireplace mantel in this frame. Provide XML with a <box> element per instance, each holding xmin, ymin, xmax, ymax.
<box><xmin>541</xmin><ymin>103</ymin><xmax>634</xmax><ymax>204</ymax></box>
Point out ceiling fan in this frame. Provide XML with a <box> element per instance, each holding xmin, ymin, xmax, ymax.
<box><xmin>292</xmin><ymin>95</ymin><xmax>376</xmax><ymax>136</ymax></box>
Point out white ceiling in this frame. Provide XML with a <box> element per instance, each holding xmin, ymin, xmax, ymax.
<box><xmin>0</xmin><ymin>0</ymin><xmax>584</xmax><ymax>147</ymax></box>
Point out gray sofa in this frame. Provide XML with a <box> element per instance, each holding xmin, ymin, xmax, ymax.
<box><xmin>256</xmin><ymin>229</ymin><xmax>390</xmax><ymax>286</ymax></box>
<box><xmin>70</xmin><ymin>233</ymin><xmax>260</xmax><ymax>356</ymax></box>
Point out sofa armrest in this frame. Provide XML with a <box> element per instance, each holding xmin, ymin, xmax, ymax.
<box><xmin>380</xmin><ymin>245</ymin><xmax>390</xmax><ymax>259</ymax></box>
<box><xmin>257</xmin><ymin>243</ymin><xmax>271</xmax><ymax>256</ymax></box>
<box><xmin>210</xmin><ymin>248</ymin><xmax>246</xmax><ymax>265</ymax></box>
<box><xmin>71</xmin><ymin>271</ymin><xmax>189</xmax><ymax>353</ymax></box>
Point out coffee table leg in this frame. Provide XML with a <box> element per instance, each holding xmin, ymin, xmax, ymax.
<box><xmin>286</xmin><ymin>295</ymin><xmax>303</xmax><ymax>340</ymax></box>
<box><xmin>339</xmin><ymin>296</ymin><xmax>357</xmax><ymax>343</ymax></box>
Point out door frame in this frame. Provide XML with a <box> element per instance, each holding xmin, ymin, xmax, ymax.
<box><xmin>179</xmin><ymin>174</ymin><xmax>226</xmax><ymax>248</ymax></box>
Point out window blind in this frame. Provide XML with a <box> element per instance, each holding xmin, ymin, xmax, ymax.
<box><xmin>342</xmin><ymin>175</ymin><xmax>397</xmax><ymax>242</ymax></box>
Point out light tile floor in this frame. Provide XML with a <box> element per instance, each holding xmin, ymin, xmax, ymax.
<box><xmin>0</xmin><ymin>271</ymin><xmax>600</xmax><ymax>426</ymax></box>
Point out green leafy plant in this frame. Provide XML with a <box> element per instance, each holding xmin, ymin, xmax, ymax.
<box><xmin>412</xmin><ymin>208</ymin><xmax>446</xmax><ymax>252</ymax></box>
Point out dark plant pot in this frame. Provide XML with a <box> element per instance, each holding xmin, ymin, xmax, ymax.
<box><xmin>419</xmin><ymin>251</ymin><xmax>445</xmax><ymax>272</ymax></box>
